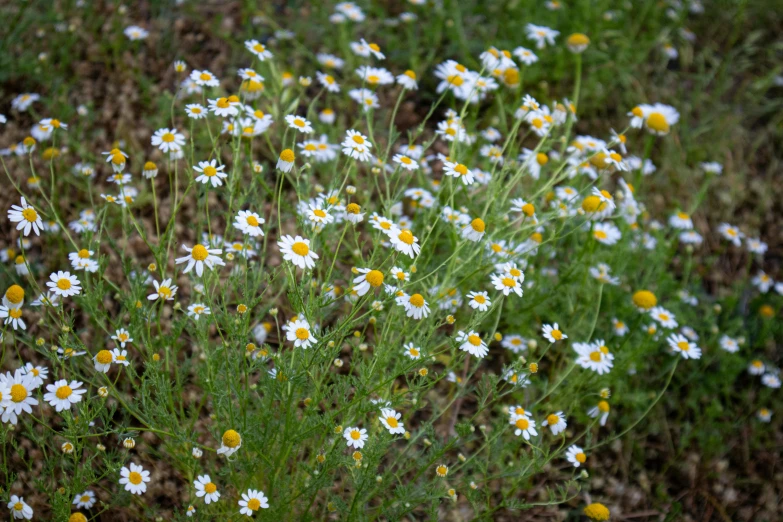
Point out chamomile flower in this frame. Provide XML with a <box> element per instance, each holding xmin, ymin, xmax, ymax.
<box><xmin>491</xmin><ymin>273</ymin><xmax>523</xmax><ymax>297</ymax></box>
<box><xmin>7</xmin><ymin>197</ymin><xmax>43</xmax><ymax>236</ymax></box>
<box><xmin>443</xmin><ymin>161</ymin><xmax>474</xmax><ymax>185</ymax></box>
<box><xmin>542</xmin><ymin>411</ymin><xmax>567</xmax><ymax>435</ymax></box>
<box><xmin>306</xmin><ymin>203</ymin><xmax>334</xmax><ymax>225</ymax></box>
<box><xmin>344</xmin><ymin>426</ymin><xmax>368</xmax><ymax>448</ymax></box>
<box><xmin>353</xmin><ymin>268</ymin><xmax>385</xmax><ymax>297</ymax></box>
<box><xmin>397</xmin><ymin>292</ymin><xmax>430</xmax><ymax>319</ymax></box>
<box><xmin>592</xmin><ymin>222</ymin><xmax>622</xmax><ymax>245</ymax></box>
<box><xmin>190</xmin><ymin>69</ymin><xmax>220</xmax><ymax>87</ymax></box>
<box><xmin>667</xmin><ymin>333</ymin><xmax>702</xmax><ymax>359</ymax></box>
<box><xmin>217</xmin><ymin>429</ymin><xmax>242</xmax><ymax>457</ymax></box>
<box><xmin>119</xmin><ymin>463</ymin><xmax>150</xmax><ymax>495</ymax></box>
<box><xmin>526</xmin><ymin>24</ymin><xmax>559</xmax><ymax>48</ymax></box>
<box><xmin>7</xmin><ymin>496</ymin><xmax>33</xmax><ymax>520</ymax></box>
<box><xmin>187</xmin><ymin>303</ymin><xmax>210</xmax><ymax>320</ymax></box>
<box><xmin>234</xmin><ymin>210</ymin><xmax>265</xmax><ymax>237</ymax></box>
<box><xmin>1</xmin><ymin>370</ymin><xmax>38</xmax><ymax>424</ymax></box>
<box><xmin>643</xmin><ymin>103</ymin><xmax>680</xmax><ymax>135</ymax></box>
<box><xmin>388</xmin><ymin>227</ymin><xmax>421</xmax><ymax>258</ymax></box>
<box><xmin>719</xmin><ymin>335</ymin><xmax>739</xmax><ymax>353</ymax></box>
<box><xmin>397</xmin><ymin>70</ymin><xmax>418</xmax><ymax>89</ymax></box>
<box><xmin>380</xmin><ymin>408</ymin><xmax>406</xmax><ymax>434</ymax></box>
<box><xmin>175</xmin><ymin>244</ymin><xmax>225</xmax><ymax>276</ymax></box>
<box><xmin>124</xmin><ymin>25</ymin><xmax>148</xmax><ymax>40</ymax></box>
<box><xmin>286</xmin><ymin>318</ymin><xmax>317</xmax><ymax>349</ymax></box>
<box><xmin>151</xmin><ymin>128</ymin><xmax>185</xmax><ymax>152</ymax></box>
<box><xmin>285</xmin><ymin>114</ymin><xmax>314</xmax><ymax>133</ymax></box>
<box><xmin>112</xmin><ymin>328</ymin><xmax>133</xmax><ymax>347</ymax></box>
<box><xmin>612</xmin><ymin>318</ymin><xmax>629</xmax><ymax>336</ymax></box>
<box><xmin>650</xmin><ymin>306</ymin><xmax>678</xmax><ymax>329</ymax></box>
<box><xmin>466</xmin><ymin>291</ymin><xmax>491</xmax><ymax>311</ymax></box>
<box><xmin>566</xmin><ymin>445</ymin><xmax>588</xmax><ymax>467</ymax></box>
<box><xmin>93</xmin><ymin>350</ymin><xmax>113</xmax><ymax>373</ymax></box>
<box><xmin>239</xmin><ymin>489</ymin><xmax>269</xmax><ymax>515</ymax></box>
<box><xmin>46</xmin><ymin>271</ymin><xmax>81</xmax><ymax>297</ymax></box>
<box><xmin>278</xmin><ymin>235</ymin><xmax>319</xmax><ymax>270</ymax></box>
<box><xmin>456</xmin><ymin>330</ymin><xmax>489</xmax><ymax>358</ymax></box>
<box><xmin>342</xmin><ymin>130</ymin><xmax>373</xmax><ymax>161</ymax></box>
<box><xmin>542</xmin><ymin>323</ymin><xmax>567</xmax><ymax>343</ymax></box>
<box><xmin>111</xmin><ymin>349</ymin><xmax>129</xmax><ymax>366</ymax></box>
<box><xmin>501</xmin><ymin>335</ymin><xmax>529</xmax><ymax>353</ymax></box>
<box><xmin>509</xmin><ymin>412</ymin><xmax>537</xmax><ymax>440</ymax></box>
<box><xmin>194</xmin><ymin>475</ymin><xmax>221</xmax><ymax>504</ymax></box>
<box><xmin>22</xmin><ymin>363</ymin><xmax>47</xmax><ymax>387</ymax></box>
<box><xmin>393</xmin><ymin>154</ymin><xmax>419</xmax><ymax>171</ymax></box>
<box><xmin>588</xmin><ymin>400</ymin><xmax>611</xmax><ymax>426</ymax></box>
<box><xmin>72</xmin><ymin>491</ymin><xmax>96</xmax><ymax>510</ymax></box>
<box><xmin>574</xmin><ymin>341</ymin><xmax>614</xmax><ymax>375</ymax></box>
<box><xmin>43</xmin><ymin>379</ymin><xmax>86</xmax><ymax>411</ymax></box>
<box><xmin>0</xmin><ymin>305</ymin><xmax>25</xmax><ymax>330</ymax></box>
<box><xmin>461</xmin><ymin>218</ymin><xmax>486</xmax><ymax>242</ymax></box>
<box><xmin>757</xmin><ymin>408</ymin><xmax>772</xmax><ymax>422</ymax></box>
<box><xmin>245</xmin><ymin>39</ymin><xmax>273</xmax><ymax>60</ymax></box>
<box><xmin>746</xmin><ymin>238</ymin><xmax>768</xmax><ymax>256</ymax></box>
<box><xmin>148</xmin><ymin>278</ymin><xmax>178</xmax><ymax>301</ymax></box>
<box><xmin>403</xmin><ymin>343</ymin><xmax>422</xmax><ymax>359</ymax></box>
<box><xmin>193</xmin><ymin>160</ymin><xmax>227</xmax><ymax>187</ymax></box>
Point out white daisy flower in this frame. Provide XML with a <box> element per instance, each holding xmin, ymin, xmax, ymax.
<box><xmin>119</xmin><ymin>463</ymin><xmax>150</xmax><ymax>495</ymax></box>
<box><xmin>43</xmin><ymin>379</ymin><xmax>87</xmax><ymax>412</ymax></box>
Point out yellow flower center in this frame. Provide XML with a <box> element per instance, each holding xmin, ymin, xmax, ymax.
<box><xmin>646</xmin><ymin>112</ymin><xmax>669</xmax><ymax>133</ymax></box>
<box><xmin>295</xmin><ymin>327</ymin><xmax>310</xmax><ymax>341</ymax></box>
<box><xmin>56</xmin><ymin>385</ymin><xmax>73</xmax><ymax>399</ymax></box>
<box><xmin>584</xmin><ymin>502</ymin><xmax>610</xmax><ymax>520</ymax></box>
<box><xmin>473</xmin><ymin>294</ymin><xmax>486</xmax><ymax>304</ymax></box>
<box><xmin>409</xmin><ymin>293</ymin><xmax>425</xmax><ymax>308</ymax></box>
<box><xmin>447</xmin><ymin>74</ymin><xmax>464</xmax><ymax>86</ymax></box>
<box><xmin>470</xmin><ymin>218</ymin><xmax>485</xmax><ymax>232</ymax></box>
<box><xmin>575</xmin><ymin>452</ymin><xmax>587</xmax><ymax>463</ymax></box>
<box><xmin>21</xmin><ymin>206</ymin><xmax>39</xmax><ymax>223</ymax></box>
<box><xmin>96</xmin><ymin>350</ymin><xmax>112</xmax><ymax>364</ymax></box>
<box><xmin>346</xmin><ymin>203</ymin><xmax>360</xmax><ymax>214</ymax></box>
<box><xmin>369</xmin><ymin>43</ymin><xmax>380</xmax><ymax>52</ymax></box>
<box><xmin>365</xmin><ymin>270</ymin><xmax>384</xmax><ymax>287</ymax></box>
<box><xmin>313</xmin><ymin>209</ymin><xmax>326</xmax><ymax>218</ymax></box>
<box><xmin>467</xmin><ymin>334</ymin><xmax>482</xmax><ymax>346</ymax></box>
<box><xmin>204</xmin><ymin>482</ymin><xmax>217</xmax><ymax>494</ymax></box>
<box><xmin>589</xmin><ymin>351</ymin><xmax>602</xmax><ymax>362</ymax></box>
<box><xmin>546</xmin><ymin>413</ymin><xmax>559</xmax><ymax>425</ymax></box>
<box><xmin>436</xmin><ymin>465</ymin><xmax>448</xmax><ymax>476</ymax></box>
<box><xmin>191</xmin><ymin>244</ymin><xmax>209</xmax><ymax>261</ymax></box>
<box><xmin>386</xmin><ymin>416</ymin><xmax>398</xmax><ymax>428</ymax></box>
<box><xmin>203</xmin><ymin>165</ymin><xmax>218</xmax><ymax>177</ymax></box>
<box><xmin>6</xmin><ymin>285</ymin><xmax>24</xmax><ymax>304</ymax></box>
<box><xmin>551</xmin><ymin>329</ymin><xmax>562</xmax><ymax>340</ymax></box>
<box><xmin>409</xmin><ymin>348</ymin><xmax>419</xmax><ymax>356</ymax></box>
<box><xmin>11</xmin><ymin>383</ymin><xmax>27</xmax><ymax>402</ymax></box>
<box><xmin>398</xmin><ymin>230</ymin><xmax>414</xmax><ymax>245</ymax></box>
<box><xmin>161</xmin><ymin>132</ymin><xmax>176</xmax><ymax>143</ymax></box>
<box><xmin>515</xmin><ymin>418</ymin><xmax>530</xmax><ymax>430</ymax></box>
<box><xmin>246</xmin><ymin>216</ymin><xmax>259</xmax><ymax>227</ymax></box>
<box><xmin>222</xmin><ymin>429</ymin><xmax>241</xmax><ymax>448</ymax></box>
<box><xmin>598</xmin><ymin>400</ymin><xmax>610</xmax><ymax>412</ymax></box>
<box><xmin>13</xmin><ymin>503</ymin><xmax>23</xmax><ymax>511</ymax></box>
<box><xmin>247</xmin><ymin>498</ymin><xmax>261</xmax><ymax>511</ymax></box>
<box><xmin>677</xmin><ymin>341</ymin><xmax>690</xmax><ymax>351</ymax></box>
<box><xmin>350</xmin><ymin>430</ymin><xmax>361</xmax><ymax>440</ymax></box>
<box><xmin>632</xmin><ymin>290</ymin><xmax>657</xmax><ymax>309</ymax></box>
<box><xmin>280</xmin><ymin>149</ymin><xmax>295</xmax><ymax>162</ymax></box>
<box><xmin>291</xmin><ymin>242</ymin><xmax>309</xmax><ymax>256</ymax></box>
<box><xmin>57</xmin><ymin>278</ymin><xmax>72</xmax><ymax>290</ymax></box>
